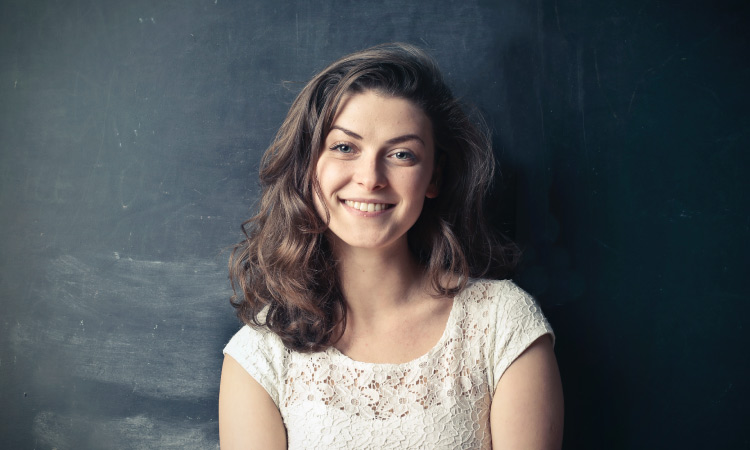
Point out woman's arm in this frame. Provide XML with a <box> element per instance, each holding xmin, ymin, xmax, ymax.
<box><xmin>490</xmin><ymin>335</ymin><xmax>564</xmax><ymax>450</ymax></box>
<box><xmin>219</xmin><ymin>355</ymin><xmax>287</xmax><ymax>450</ymax></box>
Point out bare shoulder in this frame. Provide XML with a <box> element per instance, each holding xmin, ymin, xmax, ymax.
<box><xmin>219</xmin><ymin>355</ymin><xmax>287</xmax><ymax>450</ymax></box>
<box><xmin>490</xmin><ymin>335</ymin><xmax>564</xmax><ymax>450</ymax></box>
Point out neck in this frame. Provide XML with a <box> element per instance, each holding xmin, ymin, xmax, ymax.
<box><xmin>331</xmin><ymin>236</ymin><xmax>427</xmax><ymax>319</ymax></box>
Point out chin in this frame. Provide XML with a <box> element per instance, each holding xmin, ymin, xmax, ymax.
<box><xmin>329</xmin><ymin>232</ymin><xmax>409</xmax><ymax>253</ymax></box>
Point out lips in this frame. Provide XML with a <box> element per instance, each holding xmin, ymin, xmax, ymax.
<box><xmin>343</xmin><ymin>200</ymin><xmax>393</xmax><ymax>212</ymax></box>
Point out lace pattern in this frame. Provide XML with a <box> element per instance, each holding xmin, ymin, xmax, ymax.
<box><xmin>224</xmin><ymin>279</ymin><xmax>553</xmax><ymax>449</ymax></box>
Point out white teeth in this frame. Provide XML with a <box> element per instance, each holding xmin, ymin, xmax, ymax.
<box><xmin>345</xmin><ymin>200</ymin><xmax>389</xmax><ymax>212</ymax></box>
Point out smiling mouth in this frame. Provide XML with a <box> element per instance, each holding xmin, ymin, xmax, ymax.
<box><xmin>343</xmin><ymin>200</ymin><xmax>394</xmax><ymax>212</ymax></box>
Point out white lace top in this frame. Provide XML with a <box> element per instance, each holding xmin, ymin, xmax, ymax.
<box><xmin>223</xmin><ymin>279</ymin><xmax>554</xmax><ymax>449</ymax></box>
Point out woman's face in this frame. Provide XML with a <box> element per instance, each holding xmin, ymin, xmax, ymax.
<box><xmin>315</xmin><ymin>90</ymin><xmax>438</xmax><ymax>253</ymax></box>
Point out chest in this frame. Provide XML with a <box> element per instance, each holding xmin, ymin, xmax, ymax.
<box><xmin>278</xmin><ymin>321</ymin><xmax>494</xmax><ymax>449</ymax></box>
<box><xmin>334</xmin><ymin>297</ymin><xmax>455</xmax><ymax>364</ymax></box>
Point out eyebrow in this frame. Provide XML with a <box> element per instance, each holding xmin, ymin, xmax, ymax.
<box><xmin>330</xmin><ymin>125</ymin><xmax>425</xmax><ymax>146</ymax></box>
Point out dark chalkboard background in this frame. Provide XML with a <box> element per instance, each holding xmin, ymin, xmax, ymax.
<box><xmin>1</xmin><ymin>0</ymin><xmax>748</xmax><ymax>448</ymax></box>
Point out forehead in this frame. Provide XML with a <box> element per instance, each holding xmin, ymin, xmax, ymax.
<box><xmin>329</xmin><ymin>90</ymin><xmax>432</xmax><ymax>138</ymax></box>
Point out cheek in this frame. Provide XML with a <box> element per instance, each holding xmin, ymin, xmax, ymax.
<box><xmin>313</xmin><ymin>160</ymin><xmax>334</xmax><ymax>218</ymax></box>
<box><xmin>403</xmin><ymin>166</ymin><xmax>436</xmax><ymax>195</ymax></box>
<box><xmin>315</xmin><ymin>160</ymin><xmax>330</xmax><ymax>197</ymax></box>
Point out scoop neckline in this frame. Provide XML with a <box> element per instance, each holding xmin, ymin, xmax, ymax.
<box><xmin>326</xmin><ymin>280</ymin><xmax>475</xmax><ymax>368</ymax></box>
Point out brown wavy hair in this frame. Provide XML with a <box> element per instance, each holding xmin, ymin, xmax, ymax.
<box><xmin>229</xmin><ymin>43</ymin><xmax>518</xmax><ymax>352</ymax></box>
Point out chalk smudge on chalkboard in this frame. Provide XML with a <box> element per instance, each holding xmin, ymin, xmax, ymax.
<box><xmin>33</xmin><ymin>410</ymin><xmax>219</xmax><ymax>450</ymax></box>
<box><xmin>10</xmin><ymin>253</ymin><xmax>236</xmax><ymax>400</ymax></box>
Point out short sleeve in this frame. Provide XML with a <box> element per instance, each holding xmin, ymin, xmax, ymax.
<box><xmin>223</xmin><ymin>325</ymin><xmax>287</xmax><ymax>407</ymax></box>
<box><xmin>486</xmin><ymin>281</ymin><xmax>555</xmax><ymax>391</ymax></box>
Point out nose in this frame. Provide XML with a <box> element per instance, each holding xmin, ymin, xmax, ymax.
<box><xmin>353</xmin><ymin>154</ymin><xmax>386</xmax><ymax>191</ymax></box>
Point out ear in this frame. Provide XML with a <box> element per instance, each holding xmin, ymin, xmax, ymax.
<box><xmin>425</xmin><ymin>154</ymin><xmax>444</xmax><ymax>199</ymax></box>
<box><xmin>426</xmin><ymin>181</ymin><xmax>439</xmax><ymax>199</ymax></box>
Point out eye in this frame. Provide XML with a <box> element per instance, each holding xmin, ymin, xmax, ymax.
<box><xmin>330</xmin><ymin>143</ymin><xmax>354</xmax><ymax>154</ymax></box>
<box><xmin>391</xmin><ymin>151</ymin><xmax>415</xmax><ymax>162</ymax></box>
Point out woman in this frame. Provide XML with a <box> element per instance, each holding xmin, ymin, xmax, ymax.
<box><xmin>220</xmin><ymin>43</ymin><xmax>563</xmax><ymax>449</ymax></box>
